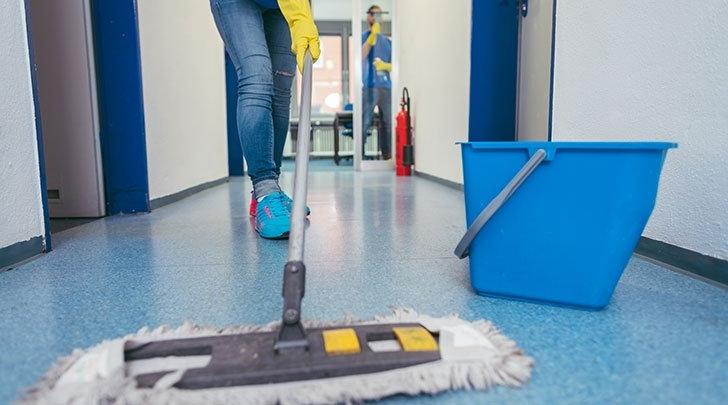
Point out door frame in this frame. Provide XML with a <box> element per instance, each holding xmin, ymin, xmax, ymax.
<box><xmin>352</xmin><ymin>0</ymin><xmax>363</xmax><ymax>170</ymax></box>
<box><xmin>24</xmin><ymin>0</ymin><xmax>52</xmax><ymax>251</ymax></box>
<box><xmin>514</xmin><ymin>0</ymin><xmax>558</xmax><ymax>141</ymax></box>
<box><xmin>547</xmin><ymin>0</ymin><xmax>558</xmax><ymax>141</ymax></box>
<box><xmin>352</xmin><ymin>0</ymin><xmax>396</xmax><ymax>171</ymax></box>
<box><xmin>83</xmin><ymin>0</ymin><xmax>107</xmax><ymax>216</ymax></box>
<box><xmin>89</xmin><ymin>0</ymin><xmax>150</xmax><ymax>215</ymax></box>
<box><xmin>225</xmin><ymin>52</ymin><xmax>245</xmax><ymax>176</ymax></box>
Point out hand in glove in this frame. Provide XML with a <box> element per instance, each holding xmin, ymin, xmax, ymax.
<box><xmin>366</xmin><ymin>22</ymin><xmax>381</xmax><ymax>46</ymax></box>
<box><xmin>278</xmin><ymin>0</ymin><xmax>321</xmax><ymax>72</ymax></box>
<box><xmin>373</xmin><ymin>57</ymin><xmax>392</xmax><ymax>72</ymax></box>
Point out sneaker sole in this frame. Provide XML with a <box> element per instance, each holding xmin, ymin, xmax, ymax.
<box><xmin>255</xmin><ymin>227</ymin><xmax>290</xmax><ymax>240</ymax></box>
<box><xmin>259</xmin><ymin>233</ymin><xmax>289</xmax><ymax>240</ymax></box>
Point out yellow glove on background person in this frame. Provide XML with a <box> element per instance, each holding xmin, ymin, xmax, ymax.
<box><xmin>278</xmin><ymin>0</ymin><xmax>321</xmax><ymax>72</ymax></box>
<box><xmin>367</xmin><ymin>22</ymin><xmax>380</xmax><ymax>46</ymax></box>
<box><xmin>373</xmin><ymin>57</ymin><xmax>392</xmax><ymax>72</ymax></box>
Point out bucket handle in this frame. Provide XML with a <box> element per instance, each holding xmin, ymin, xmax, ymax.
<box><xmin>454</xmin><ymin>148</ymin><xmax>547</xmax><ymax>259</ymax></box>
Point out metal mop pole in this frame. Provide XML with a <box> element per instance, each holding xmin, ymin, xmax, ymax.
<box><xmin>275</xmin><ymin>52</ymin><xmax>313</xmax><ymax>351</ymax></box>
<box><xmin>288</xmin><ymin>56</ymin><xmax>313</xmax><ymax>262</ymax></box>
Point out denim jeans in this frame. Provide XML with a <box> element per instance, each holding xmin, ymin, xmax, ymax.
<box><xmin>362</xmin><ymin>87</ymin><xmax>392</xmax><ymax>158</ymax></box>
<box><xmin>210</xmin><ymin>0</ymin><xmax>296</xmax><ymax>184</ymax></box>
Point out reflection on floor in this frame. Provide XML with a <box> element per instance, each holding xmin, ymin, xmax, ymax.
<box><xmin>1</xmin><ymin>168</ymin><xmax>726</xmax><ymax>404</ymax></box>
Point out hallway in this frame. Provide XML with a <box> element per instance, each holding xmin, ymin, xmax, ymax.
<box><xmin>1</xmin><ymin>170</ymin><xmax>726</xmax><ymax>404</ymax></box>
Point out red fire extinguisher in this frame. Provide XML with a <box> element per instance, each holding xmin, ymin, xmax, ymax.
<box><xmin>396</xmin><ymin>87</ymin><xmax>414</xmax><ymax>176</ymax></box>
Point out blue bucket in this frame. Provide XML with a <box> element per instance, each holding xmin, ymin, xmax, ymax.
<box><xmin>455</xmin><ymin>142</ymin><xmax>676</xmax><ymax>309</ymax></box>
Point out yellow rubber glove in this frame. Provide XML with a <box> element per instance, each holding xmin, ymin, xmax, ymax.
<box><xmin>278</xmin><ymin>0</ymin><xmax>321</xmax><ymax>72</ymax></box>
<box><xmin>367</xmin><ymin>22</ymin><xmax>381</xmax><ymax>46</ymax></box>
<box><xmin>373</xmin><ymin>57</ymin><xmax>392</xmax><ymax>72</ymax></box>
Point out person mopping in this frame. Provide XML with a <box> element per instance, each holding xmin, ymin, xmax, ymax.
<box><xmin>361</xmin><ymin>4</ymin><xmax>393</xmax><ymax>160</ymax></box>
<box><xmin>210</xmin><ymin>0</ymin><xmax>320</xmax><ymax>239</ymax></box>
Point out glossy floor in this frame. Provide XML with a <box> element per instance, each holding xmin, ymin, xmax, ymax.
<box><xmin>1</xmin><ymin>167</ymin><xmax>726</xmax><ymax>404</ymax></box>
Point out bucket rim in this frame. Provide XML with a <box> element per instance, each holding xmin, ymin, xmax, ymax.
<box><xmin>459</xmin><ymin>141</ymin><xmax>677</xmax><ymax>150</ymax></box>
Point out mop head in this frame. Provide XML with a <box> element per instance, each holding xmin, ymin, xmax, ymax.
<box><xmin>20</xmin><ymin>309</ymin><xmax>533</xmax><ymax>404</ymax></box>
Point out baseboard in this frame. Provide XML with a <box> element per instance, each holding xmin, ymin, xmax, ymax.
<box><xmin>413</xmin><ymin>170</ymin><xmax>464</xmax><ymax>191</ymax></box>
<box><xmin>150</xmin><ymin>177</ymin><xmax>229</xmax><ymax>210</ymax></box>
<box><xmin>635</xmin><ymin>237</ymin><xmax>727</xmax><ymax>287</ymax></box>
<box><xmin>0</xmin><ymin>236</ymin><xmax>45</xmax><ymax>272</ymax></box>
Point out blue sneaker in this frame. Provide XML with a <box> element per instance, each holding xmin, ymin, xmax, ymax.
<box><xmin>249</xmin><ymin>192</ymin><xmax>311</xmax><ymax>217</ymax></box>
<box><xmin>282</xmin><ymin>193</ymin><xmax>311</xmax><ymax>216</ymax></box>
<box><xmin>255</xmin><ymin>192</ymin><xmax>291</xmax><ymax>239</ymax></box>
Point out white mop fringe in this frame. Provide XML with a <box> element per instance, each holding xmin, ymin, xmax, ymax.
<box><xmin>19</xmin><ymin>308</ymin><xmax>533</xmax><ymax>404</ymax></box>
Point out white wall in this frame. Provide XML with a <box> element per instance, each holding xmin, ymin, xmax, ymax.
<box><xmin>137</xmin><ymin>0</ymin><xmax>228</xmax><ymax>200</ymax></box>
<box><xmin>394</xmin><ymin>0</ymin><xmax>471</xmax><ymax>184</ymax></box>
<box><xmin>0</xmin><ymin>0</ymin><xmax>46</xmax><ymax>249</ymax></box>
<box><xmin>551</xmin><ymin>0</ymin><xmax>728</xmax><ymax>260</ymax></box>
<box><xmin>312</xmin><ymin>0</ymin><xmax>392</xmax><ymax>21</ymax></box>
<box><xmin>312</xmin><ymin>0</ymin><xmax>352</xmax><ymax>20</ymax></box>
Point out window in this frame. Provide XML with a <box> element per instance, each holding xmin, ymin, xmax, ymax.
<box><xmin>296</xmin><ymin>35</ymin><xmax>343</xmax><ymax>116</ymax></box>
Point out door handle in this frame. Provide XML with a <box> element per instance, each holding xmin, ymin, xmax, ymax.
<box><xmin>519</xmin><ymin>0</ymin><xmax>528</xmax><ymax>17</ymax></box>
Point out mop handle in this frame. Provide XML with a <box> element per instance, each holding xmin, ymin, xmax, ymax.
<box><xmin>454</xmin><ymin>149</ymin><xmax>547</xmax><ymax>259</ymax></box>
<box><xmin>288</xmin><ymin>52</ymin><xmax>314</xmax><ymax>262</ymax></box>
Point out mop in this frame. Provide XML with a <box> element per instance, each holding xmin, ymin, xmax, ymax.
<box><xmin>19</xmin><ymin>54</ymin><xmax>533</xmax><ymax>405</ymax></box>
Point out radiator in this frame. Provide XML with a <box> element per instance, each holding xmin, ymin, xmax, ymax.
<box><xmin>284</xmin><ymin>126</ymin><xmax>381</xmax><ymax>158</ymax></box>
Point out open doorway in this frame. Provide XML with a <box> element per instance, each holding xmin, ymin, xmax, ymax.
<box><xmin>352</xmin><ymin>0</ymin><xmax>395</xmax><ymax>171</ymax></box>
<box><xmin>284</xmin><ymin>0</ymin><xmax>360</xmax><ymax>173</ymax></box>
<box><xmin>286</xmin><ymin>0</ymin><xmax>395</xmax><ymax>173</ymax></box>
<box><xmin>222</xmin><ymin>0</ymin><xmax>397</xmax><ymax>175</ymax></box>
<box><xmin>29</xmin><ymin>0</ymin><xmax>105</xmax><ymax>233</ymax></box>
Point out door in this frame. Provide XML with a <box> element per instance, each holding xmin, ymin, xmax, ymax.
<box><xmin>516</xmin><ymin>0</ymin><xmax>555</xmax><ymax>141</ymax></box>
<box><xmin>30</xmin><ymin>0</ymin><xmax>105</xmax><ymax>217</ymax></box>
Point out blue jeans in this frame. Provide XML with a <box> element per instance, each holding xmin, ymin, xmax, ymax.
<box><xmin>210</xmin><ymin>0</ymin><xmax>296</xmax><ymax>184</ymax></box>
<box><xmin>363</xmin><ymin>87</ymin><xmax>392</xmax><ymax>158</ymax></box>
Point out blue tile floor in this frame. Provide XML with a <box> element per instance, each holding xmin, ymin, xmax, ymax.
<box><xmin>1</xmin><ymin>167</ymin><xmax>726</xmax><ymax>404</ymax></box>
